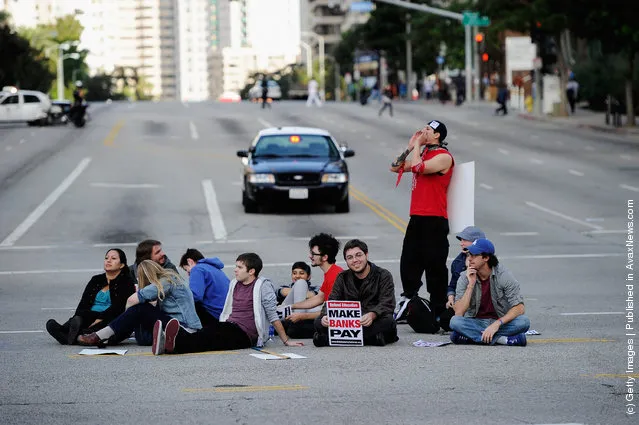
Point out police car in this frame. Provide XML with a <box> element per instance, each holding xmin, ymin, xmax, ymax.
<box><xmin>237</xmin><ymin>127</ymin><xmax>355</xmax><ymax>213</ymax></box>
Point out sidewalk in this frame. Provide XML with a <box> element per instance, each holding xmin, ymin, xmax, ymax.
<box><xmin>466</xmin><ymin>101</ymin><xmax>639</xmax><ymax>137</ymax></box>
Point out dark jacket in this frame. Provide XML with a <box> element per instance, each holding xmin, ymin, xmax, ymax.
<box><xmin>448</xmin><ymin>251</ymin><xmax>466</xmax><ymax>297</ymax></box>
<box><xmin>321</xmin><ymin>263</ymin><xmax>396</xmax><ymax>319</ymax></box>
<box><xmin>74</xmin><ymin>268</ymin><xmax>135</xmax><ymax>323</ymax></box>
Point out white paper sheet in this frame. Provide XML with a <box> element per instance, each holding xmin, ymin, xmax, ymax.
<box><xmin>447</xmin><ymin>161</ymin><xmax>475</xmax><ymax>234</ymax></box>
<box><xmin>78</xmin><ymin>349</ymin><xmax>128</xmax><ymax>356</ymax></box>
<box><xmin>249</xmin><ymin>353</ymin><xmax>307</xmax><ymax>360</ymax></box>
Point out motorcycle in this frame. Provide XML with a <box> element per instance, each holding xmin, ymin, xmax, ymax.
<box><xmin>68</xmin><ymin>102</ymin><xmax>89</xmax><ymax>128</ymax></box>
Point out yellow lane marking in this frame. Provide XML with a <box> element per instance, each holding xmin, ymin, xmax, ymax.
<box><xmin>182</xmin><ymin>385</ymin><xmax>308</xmax><ymax>393</ymax></box>
<box><xmin>68</xmin><ymin>350</ymin><xmax>239</xmax><ymax>359</ymax></box>
<box><xmin>527</xmin><ymin>338</ymin><xmax>615</xmax><ymax>344</ymax></box>
<box><xmin>103</xmin><ymin>120</ymin><xmax>125</xmax><ymax>146</ymax></box>
<box><xmin>350</xmin><ymin>188</ymin><xmax>407</xmax><ymax>234</ymax></box>
<box><xmin>582</xmin><ymin>374</ymin><xmax>639</xmax><ymax>378</ymax></box>
<box><xmin>351</xmin><ymin>187</ymin><xmax>408</xmax><ymax>227</ymax></box>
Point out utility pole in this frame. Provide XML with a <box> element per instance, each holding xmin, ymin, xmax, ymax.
<box><xmin>465</xmin><ymin>25</ymin><xmax>472</xmax><ymax>103</ymax></box>
<box><xmin>405</xmin><ymin>13</ymin><xmax>412</xmax><ymax>97</ymax></box>
<box><xmin>472</xmin><ymin>26</ymin><xmax>480</xmax><ymax>102</ymax></box>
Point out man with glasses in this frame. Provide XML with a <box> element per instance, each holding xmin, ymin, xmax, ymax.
<box><xmin>279</xmin><ymin>233</ymin><xmax>343</xmax><ymax>338</ymax></box>
<box><xmin>313</xmin><ymin>239</ymin><xmax>398</xmax><ymax>347</ymax></box>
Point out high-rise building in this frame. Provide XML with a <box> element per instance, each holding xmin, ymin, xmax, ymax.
<box><xmin>303</xmin><ymin>0</ymin><xmax>369</xmax><ymax>54</ymax></box>
<box><xmin>177</xmin><ymin>0</ymin><xmax>209</xmax><ymax>101</ymax></box>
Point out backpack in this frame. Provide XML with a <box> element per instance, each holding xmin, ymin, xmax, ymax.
<box><xmin>406</xmin><ymin>295</ymin><xmax>440</xmax><ymax>334</ymax></box>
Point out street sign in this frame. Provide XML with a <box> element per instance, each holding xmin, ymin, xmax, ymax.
<box><xmin>436</xmin><ymin>56</ymin><xmax>445</xmax><ymax>65</ymax></box>
<box><xmin>462</xmin><ymin>11</ymin><xmax>490</xmax><ymax>26</ymax></box>
<box><xmin>350</xmin><ymin>1</ymin><xmax>375</xmax><ymax>12</ymax></box>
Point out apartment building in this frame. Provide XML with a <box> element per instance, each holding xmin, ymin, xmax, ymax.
<box><xmin>303</xmin><ymin>0</ymin><xmax>369</xmax><ymax>54</ymax></box>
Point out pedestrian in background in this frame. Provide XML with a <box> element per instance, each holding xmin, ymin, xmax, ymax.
<box><xmin>378</xmin><ymin>85</ymin><xmax>394</xmax><ymax>117</ymax></box>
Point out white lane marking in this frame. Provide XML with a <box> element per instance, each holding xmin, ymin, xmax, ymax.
<box><xmin>19</xmin><ymin>139</ymin><xmax>25</xmax><ymax>144</ymax></box>
<box><xmin>258</xmin><ymin>118</ymin><xmax>273</xmax><ymax>128</ymax></box>
<box><xmin>6</xmin><ymin>145</ymin><xmax>12</xmax><ymax>151</ymax></box>
<box><xmin>91</xmin><ymin>183</ymin><xmax>161</xmax><ymax>189</ymax></box>
<box><xmin>471</xmin><ymin>141</ymin><xmax>482</xmax><ymax>146</ymax></box>
<box><xmin>0</xmin><ymin>157</ymin><xmax>92</xmax><ymax>247</ymax></box>
<box><xmin>620</xmin><ymin>184</ymin><xmax>639</xmax><ymax>192</ymax></box>
<box><xmin>41</xmin><ymin>307</ymin><xmax>74</xmax><ymax>310</ymax></box>
<box><xmin>498</xmin><ymin>148</ymin><xmax>510</xmax><ymax>155</ymax></box>
<box><xmin>525</xmin><ymin>201</ymin><xmax>604</xmax><ymax>230</ymax></box>
<box><xmin>479</xmin><ymin>183</ymin><xmax>493</xmax><ymax>190</ymax></box>
<box><xmin>0</xmin><ymin>330</ymin><xmax>44</xmax><ymax>334</ymax></box>
<box><xmin>396</xmin><ymin>119</ymin><xmax>405</xmax><ymax>124</ymax></box>
<box><xmin>350</xmin><ymin>129</ymin><xmax>356</xmax><ymax>133</ymax></box>
<box><xmin>189</xmin><ymin>120</ymin><xmax>199</xmax><ymax>140</ymax></box>
<box><xmin>0</xmin><ymin>253</ymin><xmax>625</xmax><ymax>275</ymax></box>
<box><xmin>585</xmin><ymin>218</ymin><xmax>605</xmax><ymax>222</ymax></box>
<box><xmin>581</xmin><ymin>230</ymin><xmax>627</xmax><ymax>235</ymax></box>
<box><xmin>560</xmin><ymin>312</ymin><xmax>624</xmax><ymax>316</ymax></box>
<box><xmin>467</xmin><ymin>121</ymin><xmax>480</xmax><ymax>127</ymax></box>
<box><xmin>530</xmin><ymin>135</ymin><xmax>539</xmax><ymax>139</ymax></box>
<box><xmin>530</xmin><ymin>158</ymin><xmax>544</xmax><ymax>164</ymax></box>
<box><xmin>0</xmin><ymin>245</ymin><xmax>61</xmax><ymax>251</ymax></box>
<box><xmin>499</xmin><ymin>232</ymin><xmax>539</xmax><ymax>236</ymax></box>
<box><xmin>201</xmin><ymin>179</ymin><xmax>227</xmax><ymax>241</ymax></box>
<box><xmin>92</xmin><ymin>242</ymin><xmax>138</xmax><ymax>247</ymax></box>
<box><xmin>584</xmin><ymin>146</ymin><xmax>595</xmax><ymax>151</ymax></box>
<box><xmin>620</xmin><ymin>154</ymin><xmax>632</xmax><ymax>160</ymax></box>
<box><xmin>196</xmin><ymin>236</ymin><xmax>380</xmax><ymax>245</ymax></box>
<box><xmin>365</xmin><ymin>135</ymin><xmax>371</xmax><ymax>139</ymax></box>
<box><xmin>568</xmin><ymin>169</ymin><xmax>584</xmax><ymax>176</ymax></box>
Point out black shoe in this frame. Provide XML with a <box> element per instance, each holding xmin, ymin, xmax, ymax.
<box><xmin>67</xmin><ymin>316</ymin><xmax>83</xmax><ymax>345</ymax></box>
<box><xmin>312</xmin><ymin>332</ymin><xmax>328</xmax><ymax>347</ymax></box>
<box><xmin>373</xmin><ymin>333</ymin><xmax>386</xmax><ymax>346</ymax></box>
<box><xmin>46</xmin><ymin>320</ymin><xmax>68</xmax><ymax>345</ymax></box>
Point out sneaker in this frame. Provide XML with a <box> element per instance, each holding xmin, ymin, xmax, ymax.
<box><xmin>312</xmin><ymin>331</ymin><xmax>328</xmax><ymax>347</ymax></box>
<box><xmin>506</xmin><ymin>333</ymin><xmax>527</xmax><ymax>347</ymax></box>
<box><xmin>46</xmin><ymin>319</ymin><xmax>68</xmax><ymax>345</ymax></box>
<box><xmin>450</xmin><ymin>331</ymin><xmax>472</xmax><ymax>345</ymax></box>
<box><xmin>394</xmin><ymin>295</ymin><xmax>410</xmax><ymax>323</ymax></box>
<box><xmin>151</xmin><ymin>320</ymin><xmax>165</xmax><ymax>355</ymax></box>
<box><xmin>366</xmin><ymin>333</ymin><xmax>386</xmax><ymax>347</ymax></box>
<box><xmin>164</xmin><ymin>318</ymin><xmax>180</xmax><ymax>354</ymax></box>
<box><xmin>67</xmin><ymin>316</ymin><xmax>83</xmax><ymax>345</ymax></box>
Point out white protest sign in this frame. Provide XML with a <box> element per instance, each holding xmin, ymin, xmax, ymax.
<box><xmin>447</xmin><ymin>161</ymin><xmax>475</xmax><ymax>234</ymax></box>
<box><xmin>327</xmin><ymin>301</ymin><xmax>363</xmax><ymax>347</ymax></box>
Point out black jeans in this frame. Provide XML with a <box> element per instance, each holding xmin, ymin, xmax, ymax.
<box><xmin>400</xmin><ymin>215</ymin><xmax>450</xmax><ymax>315</ymax></box>
<box><xmin>173</xmin><ymin>321</ymin><xmax>253</xmax><ymax>354</ymax></box>
<box><xmin>314</xmin><ymin>315</ymin><xmax>398</xmax><ymax>345</ymax></box>
<box><xmin>195</xmin><ymin>304</ymin><xmax>220</xmax><ymax>328</ymax></box>
<box><xmin>378</xmin><ymin>102</ymin><xmax>393</xmax><ymax>116</ymax></box>
<box><xmin>495</xmin><ymin>101</ymin><xmax>507</xmax><ymax>115</ymax></box>
<box><xmin>108</xmin><ymin>303</ymin><xmax>173</xmax><ymax>344</ymax></box>
<box><xmin>283</xmin><ymin>318</ymin><xmax>315</xmax><ymax>339</ymax></box>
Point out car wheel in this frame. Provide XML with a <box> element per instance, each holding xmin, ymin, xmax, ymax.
<box><xmin>27</xmin><ymin>121</ymin><xmax>37</xmax><ymax>126</ymax></box>
<box><xmin>335</xmin><ymin>194</ymin><xmax>350</xmax><ymax>213</ymax></box>
<box><xmin>242</xmin><ymin>191</ymin><xmax>259</xmax><ymax>213</ymax></box>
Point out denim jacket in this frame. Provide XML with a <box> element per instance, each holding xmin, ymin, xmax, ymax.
<box><xmin>138</xmin><ymin>277</ymin><xmax>202</xmax><ymax>330</ymax></box>
<box><xmin>454</xmin><ymin>263</ymin><xmax>525</xmax><ymax>318</ymax></box>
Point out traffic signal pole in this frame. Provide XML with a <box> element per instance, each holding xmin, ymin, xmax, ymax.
<box><xmin>473</xmin><ymin>26</ymin><xmax>480</xmax><ymax>101</ymax></box>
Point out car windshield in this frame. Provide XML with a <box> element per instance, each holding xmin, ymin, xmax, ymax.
<box><xmin>253</xmin><ymin>135</ymin><xmax>340</xmax><ymax>159</ymax></box>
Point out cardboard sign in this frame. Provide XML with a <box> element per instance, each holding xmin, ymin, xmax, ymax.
<box><xmin>327</xmin><ymin>301</ymin><xmax>363</xmax><ymax>347</ymax></box>
<box><xmin>447</xmin><ymin>161</ymin><xmax>475</xmax><ymax>234</ymax></box>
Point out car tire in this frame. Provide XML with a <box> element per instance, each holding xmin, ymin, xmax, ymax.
<box><xmin>242</xmin><ymin>191</ymin><xmax>259</xmax><ymax>213</ymax></box>
<box><xmin>27</xmin><ymin>121</ymin><xmax>37</xmax><ymax>126</ymax></box>
<box><xmin>335</xmin><ymin>194</ymin><xmax>350</xmax><ymax>213</ymax></box>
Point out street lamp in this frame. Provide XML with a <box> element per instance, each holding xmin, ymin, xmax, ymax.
<box><xmin>299</xmin><ymin>41</ymin><xmax>313</xmax><ymax>79</ymax></box>
<box><xmin>57</xmin><ymin>41</ymin><xmax>80</xmax><ymax>101</ymax></box>
<box><xmin>301</xmin><ymin>31</ymin><xmax>325</xmax><ymax>100</ymax></box>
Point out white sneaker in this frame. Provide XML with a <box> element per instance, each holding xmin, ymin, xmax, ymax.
<box><xmin>152</xmin><ymin>320</ymin><xmax>165</xmax><ymax>355</ymax></box>
<box><xmin>394</xmin><ymin>296</ymin><xmax>410</xmax><ymax>323</ymax></box>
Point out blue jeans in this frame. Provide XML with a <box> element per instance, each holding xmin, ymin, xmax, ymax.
<box><xmin>108</xmin><ymin>303</ymin><xmax>172</xmax><ymax>344</ymax></box>
<box><xmin>450</xmin><ymin>315</ymin><xmax>530</xmax><ymax>344</ymax></box>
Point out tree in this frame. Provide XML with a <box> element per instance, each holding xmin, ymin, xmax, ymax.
<box><xmin>0</xmin><ymin>14</ymin><xmax>54</xmax><ymax>92</ymax></box>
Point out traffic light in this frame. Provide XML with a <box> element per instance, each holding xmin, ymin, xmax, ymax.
<box><xmin>482</xmin><ymin>53</ymin><xmax>489</xmax><ymax>62</ymax></box>
<box><xmin>475</xmin><ymin>32</ymin><xmax>486</xmax><ymax>58</ymax></box>
<box><xmin>475</xmin><ymin>33</ymin><xmax>484</xmax><ymax>43</ymax></box>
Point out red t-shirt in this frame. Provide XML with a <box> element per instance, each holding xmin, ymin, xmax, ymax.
<box><xmin>476</xmin><ymin>277</ymin><xmax>498</xmax><ymax>319</ymax></box>
<box><xmin>409</xmin><ymin>148</ymin><xmax>454</xmax><ymax>217</ymax></box>
<box><xmin>320</xmin><ymin>264</ymin><xmax>343</xmax><ymax>300</ymax></box>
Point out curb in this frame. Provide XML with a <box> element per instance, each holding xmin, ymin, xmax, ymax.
<box><xmin>518</xmin><ymin>113</ymin><xmax>639</xmax><ymax>136</ymax></box>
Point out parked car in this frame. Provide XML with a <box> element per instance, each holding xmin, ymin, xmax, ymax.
<box><xmin>48</xmin><ymin>100</ymin><xmax>72</xmax><ymax>125</ymax></box>
<box><xmin>0</xmin><ymin>87</ymin><xmax>52</xmax><ymax>126</ymax></box>
<box><xmin>248</xmin><ymin>80</ymin><xmax>282</xmax><ymax>101</ymax></box>
<box><xmin>236</xmin><ymin>126</ymin><xmax>355</xmax><ymax>213</ymax></box>
<box><xmin>218</xmin><ymin>91</ymin><xmax>242</xmax><ymax>103</ymax></box>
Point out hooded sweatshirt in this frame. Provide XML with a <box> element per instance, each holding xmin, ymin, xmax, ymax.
<box><xmin>189</xmin><ymin>258</ymin><xmax>230</xmax><ymax>319</ymax></box>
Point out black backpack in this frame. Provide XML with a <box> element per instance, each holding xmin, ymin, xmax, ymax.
<box><xmin>406</xmin><ymin>295</ymin><xmax>440</xmax><ymax>334</ymax></box>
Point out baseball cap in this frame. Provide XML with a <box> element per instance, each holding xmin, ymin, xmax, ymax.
<box><xmin>428</xmin><ymin>120</ymin><xmax>447</xmax><ymax>142</ymax></box>
<box><xmin>467</xmin><ymin>238</ymin><xmax>495</xmax><ymax>255</ymax></box>
<box><xmin>456</xmin><ymin>226</ymin><xmax>486</xmax><ymax>242</ymax></box>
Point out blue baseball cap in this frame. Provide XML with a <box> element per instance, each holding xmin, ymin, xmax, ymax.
<box><xmin>456</xmin><ymin>226</ymin><xmax>486</xmax><ymax>242</ymax></box>
<box><xmin>467</xmin><ymin>238</ymin><xmax>495</xmax><ymax>255</ymax></box>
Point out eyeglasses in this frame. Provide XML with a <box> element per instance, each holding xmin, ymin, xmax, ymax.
<box><xmin>310</xmin><ymin>251</ymin><xmax>323</xmax><ymax>257</ymax></box>
<box><xmin>345</xmin><ymin>252</ymin><xmax>366</xmax><ymax>262</ymax></box>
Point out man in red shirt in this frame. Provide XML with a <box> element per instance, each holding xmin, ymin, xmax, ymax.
<box><xmin>280</xmin><ymin>233</ymin><xmax>343</xmax><ymax>338</ymax></box>
<box><xmin>391</xmin><ymin>120</ymin><xmax>453</xmax><ymax>322</ymax></box>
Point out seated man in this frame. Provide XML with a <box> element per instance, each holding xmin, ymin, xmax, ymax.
<box><xmin>451</xmin><ymin>238</ymin><xmax>530</xmax><ymax>346</ymax></box>
<box><xmin>276</xmin><ymin>261</ymin><xmax>318</xmax><ymax>305</ymax></box>
<box><xmin>279</xmin><ymin>233</ymin><xmax>343</xmax><ymax>338</ymax></box>
<box><xmin>313</xmin><ymin>239</ymin><xmax>398</xmax><ymax>347</ymax></box>
<box><xmin>130</xmin><ymin>239</ymin><xmax>178</xmax><ymax>286</ymax></box>
<box><xmin>179</xmin><ymin>248</ymin><xmax>230</xmax><ymax>327</ymax></box>
<box><xmin>152</xmin><ymin>252</ymin><xmax>303</xmax><ymax>355</ymax></box>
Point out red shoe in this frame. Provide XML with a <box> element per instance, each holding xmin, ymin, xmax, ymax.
<box><xmin>152</xmin><ymin>320</ymin><xmax>165</xmax><ymax>355</ymax></box>
<box><xmin>164</xmin><ymin>319</ymin><xmax>180</xmax><ymax>354</ymax></box>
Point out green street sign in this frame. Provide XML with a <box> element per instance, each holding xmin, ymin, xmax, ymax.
<box><xmin>462</xmin><ymin>11</ymin><xmax>490</xmax><ymax>26</ymax></box>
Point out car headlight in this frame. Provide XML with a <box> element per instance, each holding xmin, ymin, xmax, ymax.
<box><xmin>248</xmin><ymin>173</ymin><xmax>275</xmax><ymax>184</ymax></box>
<box><xmin>321</xmin><ymin>173</ymin><xmax>347</xmax><ymax>183</ymax></box>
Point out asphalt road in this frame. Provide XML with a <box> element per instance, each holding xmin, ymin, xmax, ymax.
<box><xmin>0</xmin><ymin>99</ymin><xmax>637</xmax><ymax>425</ymax></box>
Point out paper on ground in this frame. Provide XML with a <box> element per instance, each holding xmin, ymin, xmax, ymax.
<box><xmin>78</xmin><ymin>349</ymin><xmax>128</xmax><ymax>356</ymax></box>
<box><xmin>250</xmin><ymin>353</ymin><xmax>307</xmax><ymax>360</ymax></box>
<box><xmin>412</xmin><ymin>340</ymin><xmax>451</xmax><ymax>347</ymax></box>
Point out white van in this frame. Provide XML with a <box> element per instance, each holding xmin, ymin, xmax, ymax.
<box><xmin>0</xmin><ymin>88</ymin><xmax>52</xmax><ymax>125</ymax></box>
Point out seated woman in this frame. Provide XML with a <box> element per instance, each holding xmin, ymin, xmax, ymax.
<box><xmin>77</xmin><ymin>259</ymin><xmax>201</xmax><ymax>346</ymax></box>
<box><xmin>46</xmin><ymin>248</ymin><xmax>135</xmax><ymax>345</ymax></box>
